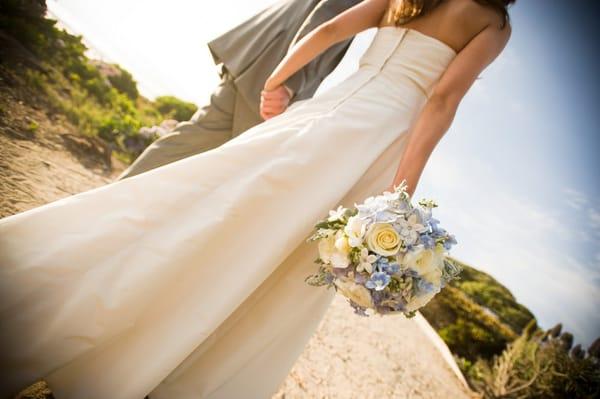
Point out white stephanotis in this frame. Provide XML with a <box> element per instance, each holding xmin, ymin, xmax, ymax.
<box><xmin>327</xmin><ymin>205</ymin><xmax>347</xmax><ymax>222</ymax></box>
<box><xmin>344</xmin><ymin>215</ymin><xmax>367</xmax><ymax>247</ymax></box>
<box><xmin>395</xmin><ymin>212</ymin><xmax>427</xmax><ymax>245</ymax></box>
<box><xmin>356</xmin><ymin>247</ymin><xmax>378</xmax><ymax>273</ymax></box>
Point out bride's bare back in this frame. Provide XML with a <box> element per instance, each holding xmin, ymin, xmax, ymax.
<box><xmin>379</xmin><ymin>0</ymin><xmax>507</xmax><ymax>54</ymax></box>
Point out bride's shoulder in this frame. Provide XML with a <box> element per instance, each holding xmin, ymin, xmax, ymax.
<box><xmin>465</xmin><ymin>0</ymin><xmax>512</xmax><ymax>33</ymax></box>
<box><xmin>453</xmin><ymin>0</ymin><xmax>512</xmax><ymax>46</ymax></box>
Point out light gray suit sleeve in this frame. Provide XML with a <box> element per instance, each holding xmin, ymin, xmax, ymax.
<box><xmin>284</xmin><ymin>0</ymin><xmax>362</xmax><ymax>97</ymax></box>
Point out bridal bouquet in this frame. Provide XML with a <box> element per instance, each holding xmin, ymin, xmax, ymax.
<box><xmin>305</xmin><ymin>180</ymin><xmax>460</xmax><ymax>317</ymax></box>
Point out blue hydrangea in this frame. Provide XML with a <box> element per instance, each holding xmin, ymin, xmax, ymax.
<box><xmin>366</xmin><ymin>271</ymin><xmax>391</xmax><ymax>291</ymax></box>
<box><xmin>374</xmin><ymin>209</ymin><xmax>399</xmax><ymax>223</ymax></box>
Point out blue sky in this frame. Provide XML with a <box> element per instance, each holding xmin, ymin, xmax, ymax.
<box><xmin>46</xmin><ymin>0</ymin><xmax>599</xmax><ymax>346</ymax></box>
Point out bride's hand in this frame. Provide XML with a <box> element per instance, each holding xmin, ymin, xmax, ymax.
<box><xmin>260</xmin><ymin>85</ymin><xmax>293</xmax><ymax>120</ymax></box>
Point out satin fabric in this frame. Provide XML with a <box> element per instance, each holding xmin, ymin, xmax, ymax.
<box><xmin>0</xmin><ymin>27</ymin><xmax>456</xmax><ymax>399</ymax></box>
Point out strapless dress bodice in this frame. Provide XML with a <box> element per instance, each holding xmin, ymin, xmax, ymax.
<box><xmin>359</xmin><ymin>26</ymin><xmax>457</xmax><ymax>98</ymax></box>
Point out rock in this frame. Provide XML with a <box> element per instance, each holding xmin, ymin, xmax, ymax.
<box><xmin>138</xmin><ymin>119</ymin><xmax>178</xmax><ymax>139</ymax></box>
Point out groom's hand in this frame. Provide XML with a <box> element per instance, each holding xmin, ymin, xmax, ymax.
<box><xmin>260</xmin><ymin>85</ymin><xmax>293</xmax><ymax>120</ymax></box>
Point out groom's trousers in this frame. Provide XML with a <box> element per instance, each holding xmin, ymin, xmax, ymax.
<box><xmin>116</xmin><ymin>67</ymin><xmax>257</xmax><ymax>180</ymax></box>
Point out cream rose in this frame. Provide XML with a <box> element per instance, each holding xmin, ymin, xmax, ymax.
<box><xmin>401</xmin><ymin>246</ymin><xmax>444</xmax><ymax>286</ymax></box>
<box><xmin>334</xmin><ymin>278</ymin><xmax>373</xmax><ymax>309</ymax></box>
<box><xmin>422</xmin><ymin>267</ymin><xmax>442</xmax><ymax>286</ymax></box>
<box><xmin>366</xmin><ymin>223</ymin><xmax>401</xmax><ymax>256</ymax></box>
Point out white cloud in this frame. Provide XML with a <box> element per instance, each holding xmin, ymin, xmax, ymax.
<box><xmin>420</xmin><ymin>151</ymin><xmax>600</xmax><ymax>345</ymax></box>
<box><xmin>563</xmin><ymin>186</ymin><xmax>589</xmax><ymax>210</ymax></box>
<box><xmin>589</xmin><ymin>207</ymin><xmax>600</xmax><ymax>231</ymax></box>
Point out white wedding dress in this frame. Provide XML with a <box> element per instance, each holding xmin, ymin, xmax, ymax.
<box><xmin>0</xmin><ymin>26</ymin><xmax>456</xmax><ymax>399</ymax></box>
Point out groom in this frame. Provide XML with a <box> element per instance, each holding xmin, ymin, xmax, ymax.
<box><xmin>117</xmin><ymin>0</ymin><xmax>362</xmax><ymax>180</ymax></box>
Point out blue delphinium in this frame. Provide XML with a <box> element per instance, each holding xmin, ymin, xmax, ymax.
<box><xmin>373</xmin><ymin>257</ymin><xmax>399</xmax><ymax>275</ymax></box>
<box><xmin>382</xmin><ymin>261</ymin><xmax>400</xmax><ymax>275</ymax></box>
<box><xmin>366</xmin><ymin>271</ymin><xmax>391</xmax><ymax>291</ymax></box>
<box><xmin>419</xmin><ymin>233</ymin><xmax>435</xmax><ymax>249</ymax></box>
<box><xmin>443</xmin><ymin>234</ymin><xmax>458</xmax><ymax>250</ymax></box>
<box><xmin>429</xmin><ymin>217</ymin><xmax>442</xmax><ymax>233</ymax></box>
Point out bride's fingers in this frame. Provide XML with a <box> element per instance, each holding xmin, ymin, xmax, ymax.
<box><xmin>261</xmin><ymin>96</ymin><xmax>288</xmax><ymax>106</ymax></box>
<box><xmin>261</xmin><ymin>90</ymin><xmax>288</xmax><ymax>102</ymax></box>
<box><xmin>261</xmin><ymin>103</ymin><xmax>285</xmax><ymax>114</ymax></box>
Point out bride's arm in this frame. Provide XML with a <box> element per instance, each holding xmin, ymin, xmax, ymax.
<box><xmin>389</xmin><ymin>23</ymin><xmax>512</xmax><ymax>197</ymax></box>
<box><xmin>264</xmin><ymin>0</ymin><xmax>389</xmax><ymax>91</ymax></box>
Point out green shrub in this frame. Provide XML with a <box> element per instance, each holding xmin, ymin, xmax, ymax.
<box><xmin>154</xmin><ymin>95</ymin><xmax>197</xmax><ymax>121</ymax></box>
<box><xmin>107</xmin><ymin>65</ymin><xmax>139</xmax><ymax>100</ymax></box>
<box><xmin>27</xmin><ymin>120</ymin><xmax>39</xmax><ymax>133</ymax></box>
<box><xmin>420</xmin><ymin>258</ymin><xmax>534</xmax><ymax>362</ymax></box>
<box><xmin>467</xmin><ymin>322</ymin><xmax>600</xmax><ymax>398</ymax></box>
<box><xmin>422</xmin><ymin>284</ymin><xmax>517</xmax><ymax>361</ymax></box>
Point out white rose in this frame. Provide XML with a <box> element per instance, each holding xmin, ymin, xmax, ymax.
<box><xmin>365</xmin><ymin>223</ymin><xmax>401</xmax><ymax>256</ymax></box>
<box><xmin>422</xmin><ymin>267</ymin><xmax>442</xmax><ymax>286</ymax></box>
<box><xmin>334</xmin><ymin>278</ymin><xmax>373</xmax><ymax>309</ymax></box>
<box><xmin>344</xmin><ymin>215</ymin><xmax>367</xmax><ymax>247</ymax></box>
<box><xmin>402</xmin><ymin>246</ymin><xmax>434</xmax><ymax>274</ymax></box>
<box><xmin>402</xmin><ymin>245</ymin><xmax>445</xmax><ymax>286</ymax></box>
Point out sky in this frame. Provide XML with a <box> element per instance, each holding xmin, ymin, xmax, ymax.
<box><xmin>46</xmin><ymin>0</ymin><xmax>600</xmax><ymax>346</ymax></box>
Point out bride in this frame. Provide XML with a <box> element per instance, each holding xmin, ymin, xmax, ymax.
<box><xmin>0</xmin><ymin>0</ymin><xmax>514</xmax><ymax>398</ymax></box>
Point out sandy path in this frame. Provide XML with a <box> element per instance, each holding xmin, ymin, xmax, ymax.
<box><xmin>1</xmin><ymin>128</ymin><xmax>473</xmax><ymax>399</ymax></box>
<box><xmin>273</xmin><ymin>294</ymin><xmax>473</xmax><ymax>398</ymax></box>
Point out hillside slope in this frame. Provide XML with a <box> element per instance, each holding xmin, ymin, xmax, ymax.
<box><xmin>420</xmin><ymin>258</ymin><xmax>536</xmax><ymax>362</ymax></box>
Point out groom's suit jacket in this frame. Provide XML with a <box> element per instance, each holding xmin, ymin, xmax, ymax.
<box><xmin>207</xmin><ymin>0</ymin><xmax>362</xmax><ymax>135</ymax></box>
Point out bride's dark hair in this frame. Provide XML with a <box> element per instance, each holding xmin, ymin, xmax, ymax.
<box><xmin>390</xmin><ymin>0</ymin><xmax>515</xmax><ymax>29</ymax></box>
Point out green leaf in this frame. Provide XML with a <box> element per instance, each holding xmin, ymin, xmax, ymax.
<box><xmin>405</xmin><ymin>310</ymin><xmax>417</xmax><ymax>318</ymax></box>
